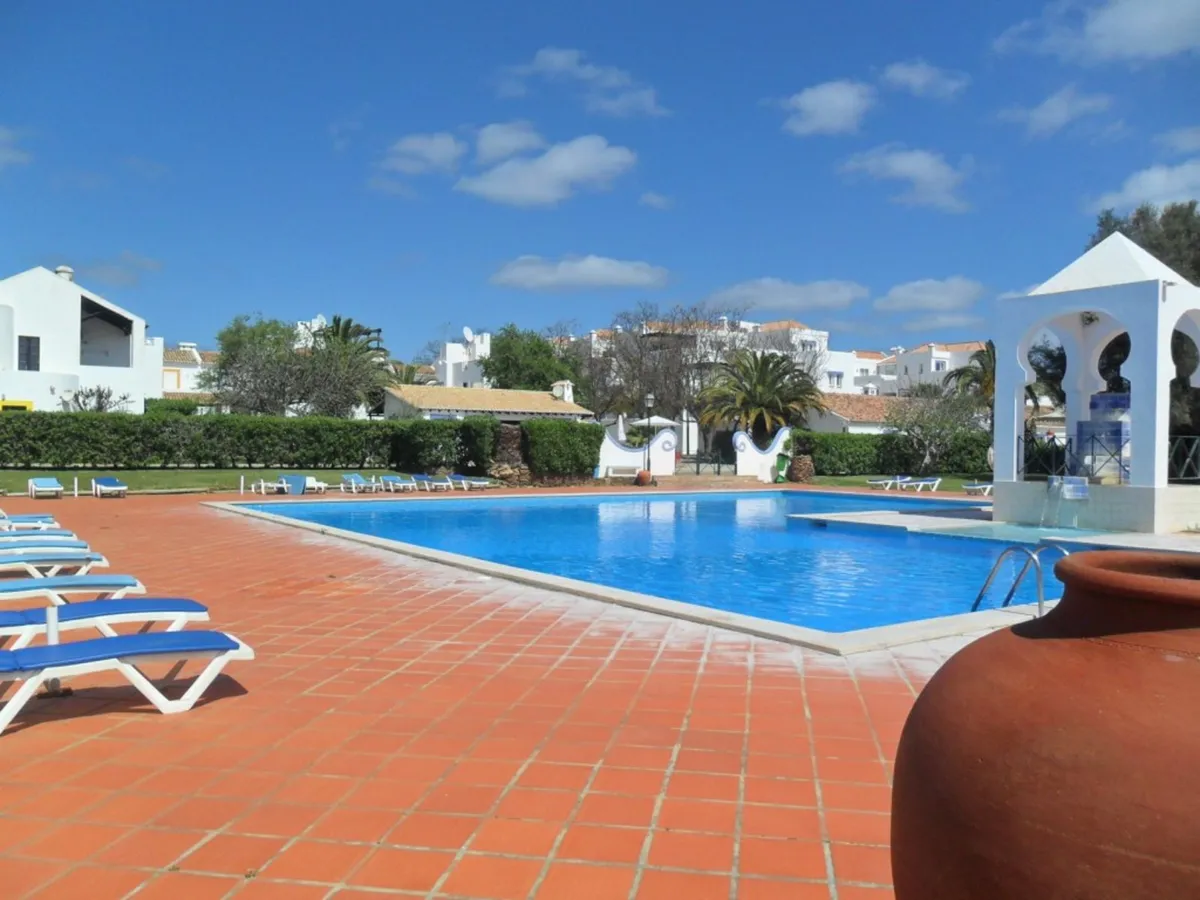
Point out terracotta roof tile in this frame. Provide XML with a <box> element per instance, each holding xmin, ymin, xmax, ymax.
<box><xmin>198</xmin><ymin>350</ymin><xmax>221</xmax><ymax>363</ymax></box>
<box><xmin>759</xmin><ymin>319</ymin><xmax>810</xmax><ymax>332</ymax></box>
<box><xmin>162</xmin><ymin>391</ymin><xmax>215</xmax><ymax>403</ymax></box>
<box><xmin>162</xmin><ymin>349</ymin><xmax>196</xmax><ymax>364</ymax></box>
<box><xmin>818</xmin><ymin>393</ymin><xmax>906</xmax><ymax>423</ymax></box>
<box><xmin>386</xmin><ymin>385</ymin><xmax>592</xmax><ymax>416</ymax></box>
<box><xmin>853</xmin><ymin>350</ymin><xmax>885</xmax><ymax>360</ymax></box>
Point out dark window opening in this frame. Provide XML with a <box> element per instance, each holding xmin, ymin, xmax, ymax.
<box><xmin>18</xmin><ymin>336</ymin><xmax>40</xmax><ymax>372</ymax></box>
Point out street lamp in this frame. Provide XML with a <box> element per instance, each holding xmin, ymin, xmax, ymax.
<box><xmin>643</xmin><ymin>392</ymin><xmax>655</xmax><ymax>473</ymax></box>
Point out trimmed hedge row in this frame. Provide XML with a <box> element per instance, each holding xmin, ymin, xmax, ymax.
<box><xmin>0</xmin><ymin>412</ymin><xmax>604</xmax><ymax>477</ymax></box>
<box><xmin>791</xmin><ymin>430</ymin><xmax>991</xmax><ymax>476</ymax></box>
<box><xmin>521</xmin><ymin>419</ymin><xmax>605</xmax><ymax>477</ymax></box>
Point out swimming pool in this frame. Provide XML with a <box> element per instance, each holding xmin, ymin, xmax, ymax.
<box><xmin>242</xmin><ymin>490</ymin><xmax>1071</xmax><ymax>634</ymax></box>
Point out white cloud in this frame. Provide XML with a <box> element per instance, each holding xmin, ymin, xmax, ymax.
<box><xmin>0</xmin><ymin>126</ymin><xmax>31</xmax><ymax>170</ymax></box>
<box><xmin>381</xmin><ymin>132</ymin><xmax>467</xmax><ymax>175</ymax></box>
<box><xmin>708</xmin><ymin>278</ymin><xmax>869</xmax><ymax>311</ymax></box>
<box><xmin>1157</xmin><ymin>126</ymin><xmax>1200</xmax><ymax>154</ymax></box>
<box><xmin>476</xmin><ymin>121</ymin><xmax>547</xmax><ymax>165</ymax></box>
<box><xmin>840</xmin><ymin>144</ymin><xmax>971</xmax><ymax>212</ymax></box>
<box><xmin>1092</xmin><ymin>158</ymin><xmax>1200</xmax><ymax>210</ymax></box>
<box><xmin>995</xmin><ymin>0</ymin><xmax>1200</xmax><ymax>63</ymax></box>
<box><xmin>780</xmin><ymin>81</ymin><xmax>876</xmax><ymax>136</ymax></box>
<box><xmin>491</xmin><ymin>255</ymin><xmax>669</xmax><ymax>291</ymax></box>
<box><xmin>454</xmin><ymin>135</ymin><xmax>636</xmax><ymax>207</ymax></box>
<box><xmin>77</xmin><ymin>251</ymin><xmax>162</xmax><ymax>288</ymax></box>
<box><xmin>998</xmin><ymin>85</ymin><xmax>1111</xmax><ymax>138</ymax></box>
<box><xmin>881</xmin><ymin>60</ymin><xmax>970</xmax><ymax>99</ymax></box>
<box><xmin>875</xmin><ymin>276</ymin><xmax>986</xmax><ymax>312</ymax></box>
<box><xmin>366</xmin><ymin>175</ymin><xmax>415</xmax><ymax>197</ymax></box>
<box><xmin>902</xmin><ymin>313</ymin><xmax>986</xmax><ymax>332</ymax></box>
<box><xmin>500</xmin><ymin>47</ymin><xmax>668</xmax><ymax>117</ymax></box>
<box><xmin>639</xmin><ymin>191</ymin><xmax>673</xmax><ymax>210</ymax></box>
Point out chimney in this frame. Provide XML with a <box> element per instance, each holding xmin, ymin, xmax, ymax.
<box><xmin>54</xmin><ymin>265</ymin><xmax>75</xmax><ymax>282</ymax></box>
<box><xmin>550</xmin><ymin>380</ymin><xmax>574</xmax><ymax>404</ymax></box>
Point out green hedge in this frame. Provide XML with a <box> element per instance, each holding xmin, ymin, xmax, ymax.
<box><xmin>145</xmin><ymin>398</ymin><xmax>199</xmax><ymax>416</ymax></box>
<box><xmin>0</xmin><ymin>412</ymin><xmax>505</xmax><ymax>472</ymax></box>
<box><xmin>791</xmin><ymin>430</ymin><xmax>991</xmax><ymax>476</ymax></box>
<box><xmin>521</xmin><ymin>420</ymin><xmax>605</xmax><ymax>477</ymax></box>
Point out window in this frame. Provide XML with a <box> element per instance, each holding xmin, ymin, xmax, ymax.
<box><xmin>856</xmin><ymin>367</ymin><xmax>870</xmax><ymax>377</ymax></box>
<box><xmin>827</xmin><ymin>371</ymin><xmax>843</xmax><ymax>389</ymax></box>
<box><xmin>918</xmin><ymin>364</ymin><xmax>924</xmax><ymax>375</ymax></box>
<box><xmin>934</xmin><ymin>360</ymin><xmax>947</xmax><ymax>372</ymax></box>
<box><xmin>903</xmin><ymin>365</ymin><xmax>909</xmax><ymax>375</ymax></box>
<box><xmin>801</xmin><ymin>340</ymin><xmax>817</xmax><ymax>352</ymax></box>
<box><xmin>17</xmin><ymin>336</ymin><xmax>40</xmax><ymax>372</ymax></box>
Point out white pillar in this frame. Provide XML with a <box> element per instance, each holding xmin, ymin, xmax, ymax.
<box><xmin>1060</xmin><ymin>332</ymin><xmax>1106</xmax><ymax>447</ymax></box>
<box><xmin>992</xmin><ymin>351</ymin><xmax>1028</xmax><ymax>483</ymax></box>
<box><xmin>1125</xmin><ymin>317</ymin><xmax>1174</xmax><ymax>488</ymax></box>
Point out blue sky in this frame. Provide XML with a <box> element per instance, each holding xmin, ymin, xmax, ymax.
<box><xmin>1</xmin><ymin>0</ymin><xmax>1198</xmax><ymax>358</ymax></box>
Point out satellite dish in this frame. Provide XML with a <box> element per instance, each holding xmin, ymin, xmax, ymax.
<box><xmin>462</xmin><ymin>326</ymin><xmax>474</xmax><ymax>343</ymax></box>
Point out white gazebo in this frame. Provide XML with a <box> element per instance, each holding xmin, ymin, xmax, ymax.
<box><xmin>992</xmin><ymin>233</ymin><xmax>1200</xmax><ymax>533</ymax></box>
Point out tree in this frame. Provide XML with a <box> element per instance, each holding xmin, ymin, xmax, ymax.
<box><xmin>200</xmin><ymin>315</ymin><xmax>299</xmax><ymax>415</ymax></box>
<box><xmin>884</xmin><ymin>392</ymin><xmax>983</xmax><ymax>474</ymax></box>
<box><xmin>70</xmin><ymin>386</ymin><xmax>132</xmax><ymax>412</ymax></box>
<box><xmin>296</xmin><ymin>325</ymin><xmax>397</xmax><ymax>418</ymax></box>
<box><xmin>481</xmin><ymin>325</ymin><xmax>576</xmax><ymax>391</ymax></box>
<box><xmin>698</xmin><ymin>349</ymin><xmax>826</xmax><ymax>446</ymax></box>
<box><xmin>943</xmin><ymin>339</ymin><xmax>1049</xmax><ymax>428</ymax></box>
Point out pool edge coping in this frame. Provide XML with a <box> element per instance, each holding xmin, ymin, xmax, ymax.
<box><xmin>206</xmin><ymin>497</ymin><xmax>1045</xmax><ymax>656</ymax></box>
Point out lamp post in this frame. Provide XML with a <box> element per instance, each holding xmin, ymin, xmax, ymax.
<box><xmin>643</xmin><ymin>392</ymin><xmax>655</xmax><ymax>474</ymax></box>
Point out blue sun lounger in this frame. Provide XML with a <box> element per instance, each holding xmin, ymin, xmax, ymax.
<box><xmin>0</xmin><ymin>574</ymin><xmax>145</xmax><ymax>605</ymax></box>
<box><xmin>91</xmin><ymin>477</ymin><xmax>128</xmax><ymax>497</ymax></box>
<box><xmin>0</xmin><ymin>529</ymin><xmax>78</xmax><ymax>542</ymax></box>
<box><xmin>340</xmin><ymin>473</ymin><xmax>381</xmax><ymax>493</ymax></box>
<box><xmin>448</xmin><ymin>474</ymin><xmax>491</xmax><ymax>490</ymax></box>
<box><xmin>26</xmin><ymin>478</ymin><xmax>64</xmax><ymax>499</ymax></box>
<box><xmin>0</xmin><ymin>630</ymin><xmax>254</xmax><ymax>734</ymax></box>
<box><xmin>379</xmin><ymin>474</ymin><xmax>417</xmax><ymax>492</ymax></box>
<box><xmin>0</xmin><ymin>511</ymin><xmax>60</xmax><ymax>532</ymax></box>
<box><xmin>0</xmin><ymin>540</ymin><xmax>89</xmax><ymax>554</ymax></box>
<box><xmin>0</xmin><ymin>550</ymin><xmax>107</xmax><ymax>578</ymax></box>
<box><xmin>0</xmin><ymin>597</ymin><xmax>209</xmax><ymax>650</ymax></box>
<box><xmin>411</xmin><ymin>474</ymin><xmax>453</xmax><ymax>492</ymax></box>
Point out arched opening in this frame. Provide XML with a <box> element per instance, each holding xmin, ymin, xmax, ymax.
<box><xmin>1167</xmin><ymin>312</ymin><xmax>1200</xmax><ymax>482</ymax></box>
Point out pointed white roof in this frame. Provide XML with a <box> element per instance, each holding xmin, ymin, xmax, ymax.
<box><xmin>1029</xmin><ymin>232</ymin><xmax>1193</xmax><ymax>296</ymax></box>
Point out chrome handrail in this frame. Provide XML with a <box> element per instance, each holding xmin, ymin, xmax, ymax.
<box><xmin>972</xmin><ymin>541</ymin><xmax>1072</xmax><ymax>617</ymax></box>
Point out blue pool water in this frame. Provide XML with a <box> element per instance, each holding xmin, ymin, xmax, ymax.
<box><xmin>245</xmin><ymin>491</ymin><xmax>1073</xmax><ymax>633</ymax></box>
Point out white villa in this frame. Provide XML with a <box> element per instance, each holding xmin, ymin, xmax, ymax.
<box><xmin>161</xmin><ymin>342</ymin><xmax>219</xmax><ymax>405</ymax></box>
<box><xmin>857</xmin><ymin>341</ymin><xmax>986</xmax><ymax>396</ymax></box>
<box><xmin>0</xmin><ymin>264</ymin><xmax>164</xmax><ymax>413</ymax></box>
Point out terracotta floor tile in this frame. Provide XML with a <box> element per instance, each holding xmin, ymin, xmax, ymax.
<box><xmin>836</xmin><ymin>885</ymin><xmax>896</xmax><ymax>899</ymax></box>
<box><xmin>831</xmin><ymin>843</ymin><xmax>893</xmax><ymax>886</ymax></box>
<box><xmin>820</xmin><ymin>783</ymin><xmax>892</xmax><ymax>814</ymax></box>
<box><xmin>96</xmin><ymin>828</ymin><xmax>206</xmax><ymax>868</ymax></box>
<box><xmin>535</xmin><ymin>863</ymin><xmax>637</xmax><ymax>899</ymax></box>
<box><xmin>636</xmin><ymin>870</ymin><xmax>731</xmax><ymax>899</ymax></box>
<box><xmin>647</xmin><ymin>830</ymin><xmax>734</xmax><ymax>872</ymax></box>
<box><xmin>0</xmin><ymin>858</ymin><xmax>67</xmax><ymax>897</ymax></box>
<box><xmin>495</xmin><ymin>788</ymin><xmax>580</xmax><ymax>822</ymax></box>
<box><xmin>825</xmin><ymin>811</ymin><xmax>891</xmax><ymax>846</ymax></box>
<box><xmin>470</xmin><ymin>818</ymin><xmax>563</xmax><ymax>856</ymax></box>
<box><xmin>739</xmin><ymin>837</ymin><xmax>828</xmax><ymax>880</ymax></box>
<box><xmin>156</xmin><ymin>796</ymin><xmax>249</xmax><ymax>831</ymax></box>
<box><xmin>19</xmin><ymin>822</ymin><xmax>128</xmax><ymax>861</ymax></box>
<box><xmin>387</xmin><ymin>811</ymin><xmax>481</xmax><ymax>849</ymax></box>
<box><xmin>657</xmin><ymin>799</ymin><xmax>737</xmax><ymax>835</ymax></box>
<box><xmin>417</xmin><ymin>784</ymin><xmax>502</xmax><ymax>815</ymax></box>
<box><xmin>441</xmin><ymin>854</ymin><xmax>544</xmax><ymax>899</ymax></box>
<box><xmin>349</xmin><ymin>847</ymin><xmax>454</xmax><ymax>891</ymax></box>
<box><xmin>28</xmin><ymin>865</ymin><xmax>146</xmax><ymax>900</ymax></box>
<box><xmin>557</xmin><ymin>824</ymin><xmax>647</xmax><ymax>863</ymax></box>
<box><xmin>229</xmin><ymin>881</ymin><xmax>330</xmax><ymax>900</ymax></box>
<box><xmin>79</xmin><ymin>791</ymin><xmax>181</xmax><ymax>825</ymax></box>
<box><xmin>230</xmin><ymin>802</ymin><xmax>326</xmax><ymax>838</ymax></box>
<box><xmin>665</xmin><ymin>771</ymin><xmax>739</xmax><ymax>802</ymax></box>
<box><xmin>518</xmin><ymin>762</ymin><xmax>593</xmax><ymax>791</ymax></box>
<box><xmin>590</xmin><ymin>767</ymin><xmax>665</xmax><ymax>796</ymax></box>
<box><xmin>308</xmin><ymin>807</ymin><xmax>401</xmax><ymax>843</ymax></box>
<box><xmin>180</xmin><ymin>834</ymin><xmax>286</xmax><ymax>875</ymax></box>
<box><xmin>132</xmin><ymin>872</ymin><xmax>240</xmax><ymax>900</ymax></box>
<box><xmin>262</xmin><ymin>840</ymin><xmax>371</xmax><ymax>883</ymax></box>
<box><xmin>576</xmin><ymin>793</ymin><xmax>656</xmax><ymax>827</ymax></box>
<box><xmin>741</xmin><ymin>804</ymin><xmax>824</xmax><ymax>840</ymax></box>
<box><xmin>737</xmin><ymin>878</ymin><xmax>832</xmax><ymax>899</ymax></box>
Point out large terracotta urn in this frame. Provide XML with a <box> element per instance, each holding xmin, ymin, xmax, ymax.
<box><xmin>891</xmin><ymin>550</ymin><xmax>1200</xmax><ymax>899</ymax></box>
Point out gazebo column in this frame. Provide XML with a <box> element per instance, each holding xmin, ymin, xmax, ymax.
<box><xmin>1126</xmin><ymin>320</ymin><xmax>1174</xmax><ymax>489</ymax></box>
<box><xmin>993</xmin><ymin>351</ymin><xmax>1029</xmax><ymax>483</ymax></box>
<box><xmin>1063</xmin><ymin>332</ymin><xmax>1107</xmax><ymax>449</ymax></box>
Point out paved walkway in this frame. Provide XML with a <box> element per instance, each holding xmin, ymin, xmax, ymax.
<box><xmin>0</xmin><ymin>492</ymin><xmax>960</xmax><ymax>899</ymax></box>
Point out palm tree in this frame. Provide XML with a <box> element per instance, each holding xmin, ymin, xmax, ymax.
<box><xmin>326</xmin><ymin>316</ymin><xmax>387</xmax><ymax>356</ymax></box>
<box><xmin>698</xmin><ymin>350</ymin><xmax>826</xmax><ymax>445</ymax></box>
<box><xmin>944</xmin><ymin>340</ymin><xmax>1045</xmax><ymax>418</ymax></box>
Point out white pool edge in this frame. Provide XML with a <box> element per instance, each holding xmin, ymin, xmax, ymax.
<box><xmin>208</xmin><ymin>497</ymin><xmax>1048</xmax><ymax>656</ymax></box>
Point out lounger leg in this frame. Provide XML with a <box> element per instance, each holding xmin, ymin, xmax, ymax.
<box><xmin>116</xmin><ymin>654</ymin><xmax>234</xmax><ymax>715</ymax></box>
<box><xmin>0</xmin><ymin>677</ymin><xmax>45</xmax><ymax>734</ymax></box>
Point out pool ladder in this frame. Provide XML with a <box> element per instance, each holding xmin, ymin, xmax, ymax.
<box><xmin>970</xmin><ymin>542</ymin><xmax>1072</xmax><ymax>616</ymax></box>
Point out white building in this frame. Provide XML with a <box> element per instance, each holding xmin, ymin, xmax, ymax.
<box><xmin>293</xmin><ymin>314</ymin><xmax>328</xmax><ymax>349</ymax></box>
<box><xmin>0</xmin><ymin>265</ymin><xmax>164</xmax><ymax>413</ymax></box>
<box><xmin>856</xmin><ymin>341</ymin><xmax>984</xmax><ymax>396</ymax></box>
<box><xmin>806</xmin><ymin>394</ymin><xmax>901</xmax><ymax>434</ymax></box>
<box><xmin>161</xmin><ymin>342</ymin><xmax>219</xmax><ymax>404</ymax></box>
<box><xmin>435</xmin><ymin>327</ymin><xmax>491</xmax><ymax>388</ymax></box>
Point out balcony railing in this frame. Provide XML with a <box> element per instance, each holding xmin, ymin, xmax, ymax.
<box><xmin>1018</xmin><ymin>433</ymin><xmax>1200</xmax><ymax>483</ymax></box>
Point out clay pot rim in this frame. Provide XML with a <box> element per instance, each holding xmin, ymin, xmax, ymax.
<box><xmin>1056</xmin><ymin>550</ymin><xmax>1200</xmax><ymax>608</ymax></box>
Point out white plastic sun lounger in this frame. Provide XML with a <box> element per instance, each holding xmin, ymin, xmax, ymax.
<box><xmin>0</xmin><ymin>630</ymin><xmax>254</xmax><ymax>735</ymax></box>
<box><xmin>341</xmin><ymin>473</ymin><xmax>381</xmax><ymax>493</ymax></box>
<box><xmin>0</xmin><ymin>539</ymin><xmax>89</xmax><ymax>554</ymax></box>
<box><xmin>26</xmin><ymin>478</ymin><xmax>64</xmax><ymax>499</ymax></box>
<box><xmin>899</xmin><ymin>478</ymin><xmax>942</xmax><ymax>492</ymax></box>
<box><xmin>449</xmin><ymin>474</ymin><xmax>491</xmax><ymax>490</ymax></box>
<box><xmin>964</xmin><ymin>482</ymin><xmax>993</xmax><ymax>496</ymax></box>
<box><xmin>0</xmin><ymin>574</ymin><xmax>145</xmax><ymax>605</ymax></box>
<box><xmin>0</xmin><ymin>530</ymin><xmax>79</xmax><ymax>544</ymax></box>
<box><xmin>379</xmin><ymin>474</ymin><xmax>417</xmax><ymax>492</ymax></box>
<box><xmin>412</xmin><ymin>474</ymin><xmax>453</xmax><ymax>492</ymax></box>
<box><xmin>250</xmin><ymin>477</ymin><xmax>288</xmax><ymax>495</ymax></box>
<box><xmin>0</xmin><ymin>511</ymin><xmax>60</xmax><ymax>532</ymax></box>
<box><xmin>0</xmin><ymin>550</ymin><xmax>108</xmax><ymax>578</ymax></box>
<box><xmin>0</xmin><ymin>597</ymin><xmax>209</xmax><ymax>649</ymax></box>
<box><xmin>868</xmin><ymin>476</ymin><xmax>910</xmax><ymax>490</ymax></box>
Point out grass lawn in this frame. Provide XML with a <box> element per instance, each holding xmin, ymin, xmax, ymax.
<box><xmin>0</xmin><ymin>469</ymin><xmax>396</xmax><ymax>495</ymax></box>
<box><xmin>812</xmin><ymin>473</ymin><xmax>984</xmax><ymax>493</ymax></box>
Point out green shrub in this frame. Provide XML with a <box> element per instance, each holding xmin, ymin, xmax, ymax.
<box><xmin>145</xmin><ymin>397</ymin><xmax>199</xmax><ymax>416</ymax></box>
<box><xmin>791</xmin><ymin>430</ymin><xmax>991</xmax><ymax>476</ymax></box>
<box><xmin>792</xmin><ymin>433</ymin><xmax>883</xmax><ymax>475</ymax></box>
<box><xmin>390</xmin><ymin>420</ymin><xmax>463</xmax><ymax>473</ymax></box>
<box><xmin>457</xmin><ymin>416</ymin><xmax>499</xmax><ymax>475</ymax></box>
<box><xmin>521</xmin><ymin>420</ymin><xmax>605</xmax><ymax>477</ymax></box>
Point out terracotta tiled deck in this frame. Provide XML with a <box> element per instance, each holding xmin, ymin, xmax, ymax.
<box><xmin>0</xmin><ymin>492</ymin><xmax>954</xmax><ymax>899</ymax></box>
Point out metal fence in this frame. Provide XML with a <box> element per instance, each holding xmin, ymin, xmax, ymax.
<box><xmin>1018</xmin><ymin>433</ymin><xmax>1200</xmax><ymax>483</ymax></box>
